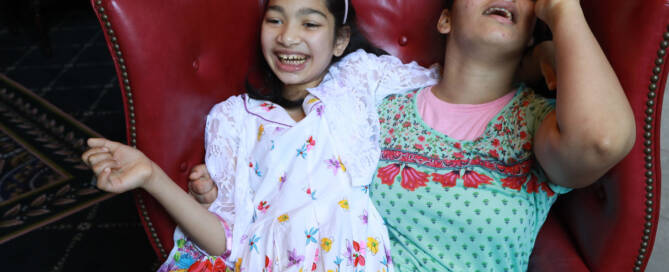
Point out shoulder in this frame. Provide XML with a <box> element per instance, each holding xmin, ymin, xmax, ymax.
<box><xmin>206</xmin><ymin>94</ymin><xmax>249</xmax><ymax>133</ymax></box>
<box><xmin>332</xmin><ymin>49</ymin><xmax>406</xmax><ymax>70</ymax></box>
<box><xmin>516</xmin><ymin>86</ymin><xmax>555</xmax><ymax>109</ymax></box>
<box><xmin>377</xmin><ymin>88</ymin><xmax>420</xmax><ymax>115</ymax></box>
<box><xmin>208</xmin><ymin>94</ymin><xmax>245</xmax><ymax>116</ymax></box>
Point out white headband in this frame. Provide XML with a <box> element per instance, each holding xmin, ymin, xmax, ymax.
<box><xmin>343</xmin><ymin>0</ymin><xmax>349</xmax><ymax>24</ymax></box>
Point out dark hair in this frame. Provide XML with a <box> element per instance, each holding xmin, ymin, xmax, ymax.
<box><xmin>247</xmin><ymin>0</ymin><xmax>387</xmax><ymax>108</ymax></box>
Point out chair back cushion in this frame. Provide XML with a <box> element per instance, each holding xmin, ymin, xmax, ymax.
<box><xmin>91</xmin><ymin>0</ymin><xmax>668</xmax><ymax>270</ymax></box>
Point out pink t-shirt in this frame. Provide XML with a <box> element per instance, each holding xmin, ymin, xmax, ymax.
<box><xmin>416</xmin><ymin>86</ymin><xmax>515</xmax><ymax>141</ymax></box>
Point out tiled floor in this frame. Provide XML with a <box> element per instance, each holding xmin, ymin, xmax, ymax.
<box><xmin>645</xmin><ymin>81</ymin><xmax>669</xmax><ymax>271</ymax></box>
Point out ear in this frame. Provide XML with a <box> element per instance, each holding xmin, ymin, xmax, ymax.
<box><xmin>333</xmin><ymin>26</ymin><xmax>351</xmax><ymax>57</ymax></box>
<box><xmin>437</xmin><ymin>9</ymin><xmax>452</xmax><ymax>34</ymax></box>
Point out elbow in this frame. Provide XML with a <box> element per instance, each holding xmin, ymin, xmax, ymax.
<box><xmin>588</xmin><ymin>121</ymin><xmax>636</xmax><ymax>165</ymax></box>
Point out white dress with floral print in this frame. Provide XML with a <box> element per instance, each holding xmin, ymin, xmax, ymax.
<box><xmin>157</xmin><ymin>50</ymin><xmax>439</xmax><ymax>272</ymax></box>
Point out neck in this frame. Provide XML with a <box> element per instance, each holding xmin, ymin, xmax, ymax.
<box><xmin>282</xmin><ymin>85</ymin><xmax>309</xmax><ymax>102</ymax></box>
<box><xmin>432</xmin><ymin>38</ymin><xmax>523</xmax><ymax>104</ymax></box>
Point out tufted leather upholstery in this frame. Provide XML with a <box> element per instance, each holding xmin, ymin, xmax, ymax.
<box><xmin>91</xmin><ymin>0</ymin><xmax>667</xmax><ymax>270</ymax></box>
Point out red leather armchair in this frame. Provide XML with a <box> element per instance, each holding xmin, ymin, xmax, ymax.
<box><xmin>90</xmin><ymin>0</ymin><xmax>667</xmax><ymax>270</ymax></box>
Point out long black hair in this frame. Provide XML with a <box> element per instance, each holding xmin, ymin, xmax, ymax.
<box><xmin>246</xmin><ymin>0</ymin><xmax>387</xmax><ymax>108</ymax></box>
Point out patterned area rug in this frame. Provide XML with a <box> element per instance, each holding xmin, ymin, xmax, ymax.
<box><xmin>0</xmin><ymin>5</ymin><xmax>156</xmax><ymax>270</ymax></box>
<box><xmin>0</xmin><ymin>74</ymin><xmax>112</xmax><ymax>243</ymax></box>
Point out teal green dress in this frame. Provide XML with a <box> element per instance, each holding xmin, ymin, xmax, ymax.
<box><xmin>370</xmin><ymin>87</ymin><xmax>571</xmax><ymax>272</ymax></box>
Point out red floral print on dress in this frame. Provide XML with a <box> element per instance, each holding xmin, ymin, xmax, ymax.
<box><xmin>187</xmin><ymin>257</ymin><xmax>227</xmax><ymax>272</ymax></box>
<box><xmin>501</xmin><ymin>175</ymin><xmax>526</xmax><ymax>191</ymax></box>
<box><xmin>377</xmin><ymin>164</ymin><xmax>401</xmax><ymax>186</ymax></box>
<box><xmin>400</xmin><ymin>166</ymin><xmax>429</xmax><ymax>191</ymax></box>
<box><xmin>526</xmin><ymin>174</ymin><xmax>539</xmax><ymax>193</ymax></box>
<box><xmin>431</xmin><ymin>171</ymin><xmax>459</xmax><ymax>187</ymax></box>
<box><xmin>462</xmin><ymin>170</ymin><xmax>493</xmax><ymax>188</ymax></box>
<box><xmin>540</xmin><ymin>182</ymin><xmax>556</xmax><ymax>197</ymax></box>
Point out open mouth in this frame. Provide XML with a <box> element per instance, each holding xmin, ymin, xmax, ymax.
<box><xmin>277</xmin><ymin>54</ymin><xmax>308</xmax><ymax>65</ymax></box>
<box><xmin>483</xmin><ymin>7</ymin><xmax>514</xmax><ymax>23</ymax></box>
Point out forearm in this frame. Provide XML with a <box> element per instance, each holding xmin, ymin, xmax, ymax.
<box><xmin>144</xmin><ymin>163</ymin><xmax>228</xmax><ymax>255</ymax></box>
<box><xmin>539</xmin><ymin>2</ymin><xmax>635</xmax><ymax>187</ymax></box>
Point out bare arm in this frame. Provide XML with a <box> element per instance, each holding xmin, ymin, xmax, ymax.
<box><xmin>533</xmin><ymin>0</ymin><xmax>635</xmax><ymax>188</ymax></box>
<box><xmin>82</xmin><ymin>138</ymin><xmax>228</xmax><ymax>255</ymax></box>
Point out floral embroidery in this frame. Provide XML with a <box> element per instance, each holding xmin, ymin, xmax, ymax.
<box><xmin>461</xmin><ymin>170</ymin><xmax>493</xmax><ymax>188</ymax></box>
<box><xmin>260</xmin><ymin>102</ymin><xmax>276</xmax><ymax>111</ymax></box>
<box><xmin>279</xmin><ymin>173</ymin><xmax>287</xmax><ymax>190</ymax></box>
<box><xmin>185</xmin><ymin>257</ymin><xmax>229</xmax><ymax>272</ymax></box>
<box><xmin>359</xmin><ymin>209</ymin><xmax>368</xmax><ymax>224</ymax></box>
<box><xmin>305</xmin><ymin>227</ymin><xmax>319</xmax><ymax>245</ymax></box>
<box><xmin>277</xmin><ymin>214</ymin><xmax>290</xmax><ymax>223</ymax></box>
<box><xmin>338</xmin><ymin>199</ymin><xmax>350</xmax><ymax>210</ymax></box>
<box><xmin>305</xmin><ymin>187</ymin><xmax>317</xmax><ymax>200</ymax></box>
<box><xmin>249</xmin><ymin>234</ymin><xmax>261</xmax><ymax>253</ymax></box>
<box><xmin>321</xmin><ymin>238</ymin><xmax>333</xmax><ymax>252</ymax></box>
<box><xmin>257</xmin><ymin>124</ymin><xmax>264</xmax><ymax>141</ymax></box>
<box><xmin>287</xmin><ymin>248</ymin><xmax>305</xmax><ymax>268</ymax></box>
<box><xmin>257</xmin><ymin>201</ymin><xmax>270</xmax><ymax>214</ymax></box>
<box><xmin>431</xmin><ymin>171</ymin><xmax>458</xmax><ymax>187</ymax></box>
<box><xmin>367</xmin><ymin>237</ymin><xmax>380</xmax><ymax>255</ymax></box>
<box><xmin>400</xmin><ymin>166</ymin><xmax>429</xmax><ymax>191</ymax></box>
<box><xmin>306</xmin><ymin>136</ymin><xmax>316</xmax><ymax>151</ymax></box>
<box><xmin>375</xmin><ymin>88</ymin><xmax>557</xmax><ymax>196</ymax></box>
<box><xmin>346</xmin><ymin>240</ymin><xmax>367</xmax><ymax>267</ymax></box>
<box><xmin>326</xmin><ymin>156</ymin><xmax>346</xmax><ymax>175</ymax></box>
<box><xmin>376</xmin><ymin>164</ymin><xmax>401</xmax><ymax>186</ymax></box>
<box><xmin>501</xmin><ymin>175</ymin><xmax>526</xmax><ymax>191</ymax></box>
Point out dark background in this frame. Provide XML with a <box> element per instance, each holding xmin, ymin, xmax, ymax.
<box><xmin>0</xmin><ymin>1</ymin><xmax>158</xmax><ymax>270</ymax></box>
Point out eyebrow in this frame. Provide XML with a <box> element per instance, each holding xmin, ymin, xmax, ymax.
<box><xmin>267</xmin><ymin>5</ymin><xmax>328</xmax><ymax>19</ymax></box>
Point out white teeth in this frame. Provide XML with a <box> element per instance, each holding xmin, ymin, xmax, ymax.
<box><xmin>484</xmin><ymin>7</ymin><xmax>513</xmax><ymax>21</ymax></box>
<box><xmin>278</xmin><ymin>54</ymin><xmax>307</xmax><ymax>64</ymax></box>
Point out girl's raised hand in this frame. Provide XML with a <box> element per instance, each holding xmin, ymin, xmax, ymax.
<box><xmin>82</xmin><ymin>138</ymin><xmax>155</xmax><ymax>193</ymax></box>
<box><xmin>534</xmin><ymin>0</ymin><xmax>581</xmax><ymax>27</ymax></box>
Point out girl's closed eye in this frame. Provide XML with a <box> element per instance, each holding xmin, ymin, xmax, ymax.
<box><xmin>303</xmin><ymin>21</ymin><xmax>321</xmax><ymax>29</ymax></box>
<box><xmin>265</xmin><ymin>18</ymin><xmax>282</xmax><ymax>25</ymax></box>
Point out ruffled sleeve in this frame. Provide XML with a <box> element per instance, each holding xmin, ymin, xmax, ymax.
<box><xmin>326</xmin><ymin>49</ymin><xmax>439</xmax><ymax>105</ymax></box>
<box><xmin>204</xmin><ymin>95</ymin><xmax>245</xmax><ymax>228</ymax></box>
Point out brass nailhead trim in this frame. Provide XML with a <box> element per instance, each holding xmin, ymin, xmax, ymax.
<box><xmin>94</xmin><ymin>0</ymin><xmax>161</xmax><ymax>258</ymax></box>
<box><xmin>635</xmin><ymin>27</ymin><xmax>668</xmax><ymax>272</ymax></box>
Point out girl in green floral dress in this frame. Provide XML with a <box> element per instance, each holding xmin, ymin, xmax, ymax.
<box><xmin>370</xmin><ymin>0</ymin><xmax>635</xmax><ymax>271</ymax></box>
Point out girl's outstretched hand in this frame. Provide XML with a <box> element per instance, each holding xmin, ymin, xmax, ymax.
<box><xmin>534</xmin><ymin>0</ymin><xmax>581</xmax><ymax>27</ymax></box>
<box><xmin>81</xmin><ymin>138</ymin><xmax>155</xmax><ymax>193</ymax></box>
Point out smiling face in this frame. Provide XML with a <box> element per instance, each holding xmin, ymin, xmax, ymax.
<box><xmin>261</xmin><ymin>0</ymin><xmax>349</xmax><ymax>92</ymax></box>
<box><xmin>440</xmin><ymin>0</ymin><xmax>537</xmax><ymax>57</ymax></box>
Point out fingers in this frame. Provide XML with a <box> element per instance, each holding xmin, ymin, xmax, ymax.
<box><xmin>81</xmin><ymin>146</ymin><xmax>109</xmax><ymax>166</ymax></box>
<box><xmin>90</xmin><ymin>157</ymin><xmax>118</xmax><ymax>176</ymax></box>
<box><xmin>188</xmin><ymin>175</ymin><xmax>217</xmax><ymax>205</ymax></box>
<box><xmin>87</xmin><ymin>138</ymin><xmax>124</xmax><ymax>152</ymax></box>
<box><xmin>189</xmin><ymin>184</ymin><xmax>217</xmax><ymax>205</ymax></box>
<box><xmin>189</xmin><ymin>164</ymin><xmax>209</xmax><ymax>180</ymax></box>
<box><xmin>189</xmin><ymin>164</ymin><xmax>211</xmax><ymax>182</ymax></box>
<box><xmin>190</xmin><ymin>177</ymin><xmax>214</xmax><ymax>193</ymax></box>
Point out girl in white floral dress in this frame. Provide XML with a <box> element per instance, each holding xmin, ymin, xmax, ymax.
<box><xmin>82</xmin><ymin>0</ymin><xmax>438</xmax><ymax>271</ymax></box>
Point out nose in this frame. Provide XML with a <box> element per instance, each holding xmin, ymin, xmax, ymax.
<box><xmin>277</xmin><ymin>23</ymin><xmax>300</xmax><ymax>47</ymax></box>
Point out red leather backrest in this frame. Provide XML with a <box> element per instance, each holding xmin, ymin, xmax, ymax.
<box><xmin>91</xmin><ymin>0</ymin><xmax>262</xmax><ymax>257</ymax></box>
<box><xmin>548</xmin><ymin>1</ymin><xmax>668</xmax><ymax>271</ymax></box>
<box><xmin>91</xmin><ymin>0</ymin><xmax>668</xmax><ymax>270</ymax></box>
<box><xmin>354</xmin><ymin>0</ymin><xmax>446</xmax><ymax>67</ymax></box>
